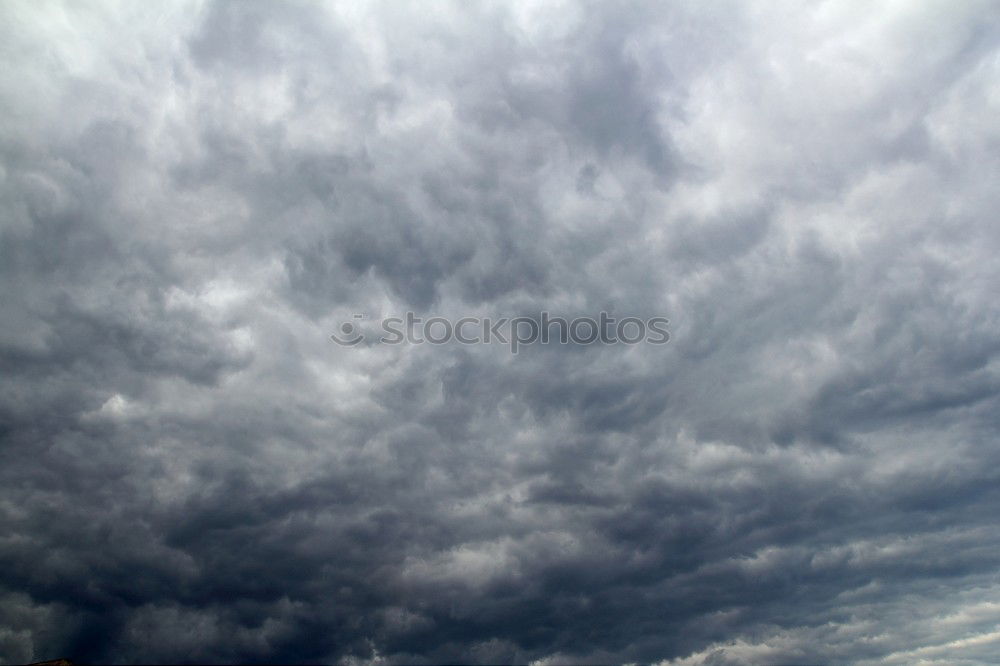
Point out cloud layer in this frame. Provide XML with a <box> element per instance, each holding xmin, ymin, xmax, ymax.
<box><xmin>2</xmin><ymin>1</ymin><xmax>1000</xmax><ymax>663</ymax></box>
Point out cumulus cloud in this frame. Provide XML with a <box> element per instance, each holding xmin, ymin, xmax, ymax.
<box><xmin>1</xmin><ymin>0</ymin><xmax>999</xmax><ymax>663</ymax></box>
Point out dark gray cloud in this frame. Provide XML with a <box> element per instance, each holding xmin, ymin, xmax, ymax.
<box><xmin>1</xmin><ymin>1</ymin><xmax>1000</xmax><ymax>664</ymax></box>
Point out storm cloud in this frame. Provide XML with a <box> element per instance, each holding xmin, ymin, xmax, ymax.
<box><xmin>2</xmin><ymin>1</ymin><xmax>1000</xmax><ymax>663</ymax></box>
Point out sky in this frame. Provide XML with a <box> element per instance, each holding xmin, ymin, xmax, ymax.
<box><xmin>1</xmin><ymin>1</ymin><xmax>999</xmax><ymax>664</ymax></box>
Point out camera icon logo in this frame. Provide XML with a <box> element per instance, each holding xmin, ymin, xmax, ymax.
<box><xmin>330</xmin><ymin>314</ymin><xmax>366</xmax><ymax>346</ymax></box>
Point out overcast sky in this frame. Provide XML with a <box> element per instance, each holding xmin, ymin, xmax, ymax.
<box><xmin>2</xmin><ymin>1</ymin><xmax>1000</xmax><ymax>664</ymax></box>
